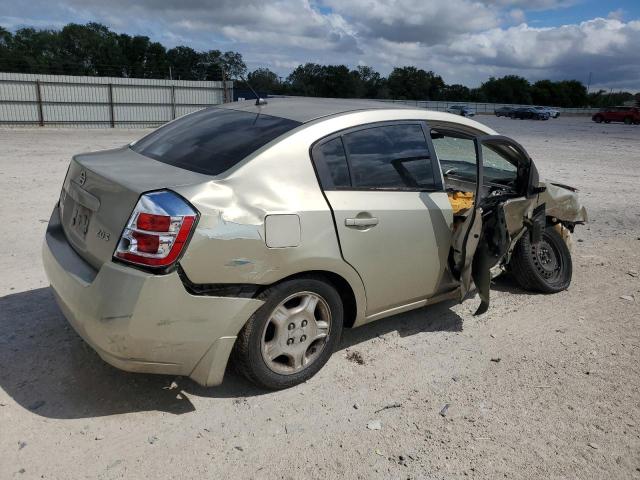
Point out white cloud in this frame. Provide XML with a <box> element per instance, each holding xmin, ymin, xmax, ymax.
<box><xmin>608</xmin><ymin>9</ymin><xmax>624</xmax><ymax>21</ymax></box>
<box><xmin>321</xmin><ymin>0</ymin><xmax>499</xmax><ymax>44</ymax></box>
<box><xmin>0</xmin><ymin>0</ymin><xmax>638</xmax><ymax>90</ymax></box>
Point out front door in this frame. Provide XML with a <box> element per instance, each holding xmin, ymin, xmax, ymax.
<box><xmin>311</xmin><ymin>122</ymin><xmax>452</xmax><ymax>316</ymax></box>
<box><xmin>431</xmin><ymin>127</ymin><xmax>541</xmax><ymax>313</ymax></box>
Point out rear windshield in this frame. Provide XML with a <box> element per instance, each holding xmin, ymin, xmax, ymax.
<box><xmin>131</xmin><ymin>107</ymin><xmax>301</xmax><ymax>175</ymax></box>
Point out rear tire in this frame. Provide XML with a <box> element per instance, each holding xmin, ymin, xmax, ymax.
<box><xmin>624</xmin><ymin>117</ymin><xmax>632</xmax><ymax>125</ymax></box>
<box><xmin>233</xmin><ymin>277</ymin><xmax>343</xmax><ymax>390</ymax></box>
<box><xmin>594</xmin><ymin>115</ymin><xmax>603</xmax><ymax>123</ymax></box>
<box><xmin>509</xmin><ymin>226</ymin><xmax>572</xmax><ymax>293</ymax></box>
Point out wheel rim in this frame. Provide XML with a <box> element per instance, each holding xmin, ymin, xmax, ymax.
<box><xmin>260</xmin><ymin>291</ymin><xmax>331</xmax><ymax>375</ymax></box>
<box><xmin>532</xmin><ymin>235</ymin><xmax>563</xmax><ymax>282</ymax></box>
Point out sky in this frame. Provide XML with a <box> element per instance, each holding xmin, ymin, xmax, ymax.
<box><xmin>1</xmin><ymin>0</ymin><xmax>639</xmax><ymax>91</ymax></box>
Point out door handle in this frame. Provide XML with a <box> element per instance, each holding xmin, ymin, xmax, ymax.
<box><xmin>345</xmin><ymin>217</ymin><xmax>379</xmax><ymax>227</ymax></box>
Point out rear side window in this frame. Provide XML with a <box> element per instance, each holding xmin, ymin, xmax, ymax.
<box><xmin>313</xmin><ymin>137</ymin><xmax>351</xmax><ymax>189</ymax></box>
<box><xmin>131</xmin><ymin>108</ymin><xmax>301</xmax><ymax>176</ymax></box>
<box><xmin>342</xmin><ymin>124</ymin><xmax>435</xmax><ymax>189</ymax></box>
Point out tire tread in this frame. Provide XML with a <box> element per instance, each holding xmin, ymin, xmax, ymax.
<box><xmin>510</xmin><ymin>226</ymin><xmax>572</xmax><ymax>293</ymax></box>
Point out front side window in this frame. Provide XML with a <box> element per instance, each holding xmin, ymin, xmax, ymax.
<box><xmin>432</xmin><ymin>131</ymin><xmax>517</xmax><ymax>185</ymax></box>
<box><xmin>341</xmin><ymin>124</ymin><xmax>435</xmax><ymax>189</ymax></box>
<box><xmin>131</xmin><ymin>108</ymin><xmax>301</xmax><ymax>176</ymax></box>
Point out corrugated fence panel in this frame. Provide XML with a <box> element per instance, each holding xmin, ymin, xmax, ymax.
<box><xmin>113</xmin><ymin>84</ymin><xmax>172</xmax><ymax>104</ymax></box>
<box><xmin>0</xmin><ymin>102</ymin><xmax>39</xmax><ymax>123</ymax></box>
<box><xmin>0</xmin><ymin>72</ymin><xmax>230</xmax><ymax>127</ymax></box>
<box><xmin>0</xmin><ymin>80</ymin><xmax>37</xmax><ymax>101</ymax></box>
<box><xmin>44</xmin><ymin>104</ymin><xmax>110</xmax><ymax>123</ymax></box>
<box><xmin>114</xmin><ymin>104</ymin><xmax>173</xmax><ymax>123</ymax></box>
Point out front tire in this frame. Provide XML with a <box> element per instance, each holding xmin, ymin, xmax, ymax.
<box><xmin>509</xmin><ymin>226</ymin><xmax>572</xmax><ymax>293</ymax></box>
<box><xmin>233</xmin><ymin>277</ymin><xmax>344</xmax><ymax>390</ymax></box>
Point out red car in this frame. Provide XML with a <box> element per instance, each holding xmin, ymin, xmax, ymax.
<box><xmin>592</xmin><ymin>106</ymin><xmax>640</xmax><ymax>125</ymax></box>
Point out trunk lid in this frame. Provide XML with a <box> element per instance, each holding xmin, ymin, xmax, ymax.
<box><xmin>59</xmin><ymin>146</ymin><xmax>210</xmax><ymax>270</ymax></box>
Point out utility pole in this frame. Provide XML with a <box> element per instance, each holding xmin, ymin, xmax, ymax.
<box><xmin>586</xmin><ymin>71</ymin><xmax>592</xmax><ymax>95</ymax></box>
<box><xmin>222</xmin><ymin>67</ymin><xmax>230</xmax><ymax>103</ymax></box>
<box><xmin>169</xmin><ymin>66</ymin><xmax>172</xmax><ymax>80</ymax></box>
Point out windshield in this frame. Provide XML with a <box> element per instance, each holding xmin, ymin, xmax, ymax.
<box><xmin>131</xmin><ymin>107</ymin><xmax>302</xmax><ymax>176</ymax></box>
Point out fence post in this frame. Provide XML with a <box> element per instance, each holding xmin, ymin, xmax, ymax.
<box><xmin>171</xmin><ymin>85</ymin><xmax>176</xmax><ymax>119</ymax></box>
<box><xmin>35</xmin><ymin>80</ymin><xmax>44</xmax><ymax>127</ymax></box>
<box><xmin>108</xmin><ymin>83</ymin><xmax>115</xmax><ymax>128</ymax></box>
<box><xmin>221</xmin><ymin>68</ymin><xmax>229</xmax><ymax>104</ymax></box>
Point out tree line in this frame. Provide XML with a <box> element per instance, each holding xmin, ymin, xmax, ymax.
<box><xmin>1</xmin><ymin>22</ymin><xmax>637</xmax><ymax>108</ymax></box>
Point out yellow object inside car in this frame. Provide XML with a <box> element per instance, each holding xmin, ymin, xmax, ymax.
<box><xmin>448</xmin><ymin>191</ymin><xmax>474</xmax><ymax>215</ymax></box>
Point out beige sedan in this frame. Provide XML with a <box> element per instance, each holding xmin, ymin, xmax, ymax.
<box><xmin>43</xmin><ymin>98</ymin><xmax>586</xmax><ymax>389</ymax></box>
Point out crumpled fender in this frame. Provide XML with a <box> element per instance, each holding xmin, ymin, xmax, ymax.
<box><xmin>537</xmin><ymin>181</ymin><xmax>588</xmax><ymax>224</ymax></box>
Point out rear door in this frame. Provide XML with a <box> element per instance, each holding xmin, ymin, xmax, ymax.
<box><xmin>312</xmin><ymin>122</ymin><xmax>452</xmax><ymax>316</ymax></box>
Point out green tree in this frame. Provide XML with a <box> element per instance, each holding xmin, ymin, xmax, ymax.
<box><xmin>167</xmin><ymin>46</ymin><xmax>200</xmax><ymax>79</ymax></box>
<box><xmin>221</xmin><ymin>51</ymin><xmax>247</xmax><ymax>79</ymax></box>
<box><xmin>6</xmin><ymin>27</ymin><xmax>61</xmax><ymax>73</ymax></box>
<box><xmin>144</xmin><ymin>41</ymin><xmax>170</xmax><ymax>79</ymax></box>
<box><xmin>353</xmin><ymin>65</ymin><xmax>386</xmax><ymax>98</ymax></box>
<box><xmin>387</xmin><ymin>66</ymin><xmax>444</xmax><ymax>100</ymax></box>
<box><xmin>287</xmin><ymin>63</ymin><xmax>324</xmax><ymax>96</ymax></box>
<box><xmin>247</xmin><ymin>68</ymin><xmax>282</xmax><ymax>93</ymax></box>
<box><xmin>58</xmin><ymin>23</ymin><xmax>125</xmax><ymax>76</ymax></box>
<box><xmin>0</xmin><ymin>26</ymin><xmax>13</xmax><ymax>69</ymax></box>
<box><xmin>441</xmin><ymin>84</ymin><xmax>471</xmax><ymax>101</ymax></box>
<box><xmin>557</xmin><ymin>80</ymin><xmax>587</xmax><ymax>107</ymax></box>
<box><xmin>320</xmin><ymin>65</ymin><xmax>357</xmax><ymax>97</ymax></box>
<box><xmin>480</xmin><ymin>75</ymin><xmax>531</xmax><ymax>104</ymax></box>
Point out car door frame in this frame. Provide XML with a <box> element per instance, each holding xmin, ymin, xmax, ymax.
<box><xmin>430</xmin><ymin>125</ymin><xmax>542</xmax><ymax>312</ymax></box>
<box><xmin>309</xmin><ymin>119</ymin><xmax>450</xmax><ymax>316</ymax></box>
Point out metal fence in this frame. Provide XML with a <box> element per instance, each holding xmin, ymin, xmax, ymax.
<box><xmin>376</xmin><ymin>99</ymin><xmax>600</xmax><ymax>115</ymax></box>
<box><xmin>0</xmin><ymin>72</ymin><xmax>232</xmax><ymax>127</ymax></box>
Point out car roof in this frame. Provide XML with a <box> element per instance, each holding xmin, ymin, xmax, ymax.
<box><xmin>219</xmin><ymin>97</ymin><xmax>414</xmax><ymax>123</ymax></box>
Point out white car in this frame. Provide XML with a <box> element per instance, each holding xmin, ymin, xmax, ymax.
<box><xmin>446</xmin><ymin>105</ymin><xmax>475</xmax><ymax>117</ymax></box>
<box><xmin>534</xmin><ymin>106</ymin><xmax>560</xmax><ymax>118</ymax></box>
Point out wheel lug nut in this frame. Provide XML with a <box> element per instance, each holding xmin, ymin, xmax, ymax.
<box><xmin>287</xmin><ymin>323</ymin><xmax>295</xmax><ymax>330</ymax></box>
<box><xmin>287</xmin><ymin>338</ymin><xmax>294</xmax><ymax>345</ymax></box>
<box><xmin>301</xmin><ymin>320</ymin><xmax>308</xmax><ymax>327</ymax></box>
<box><xmin>300</xmin><ymin>335</ymin><xmax>307</xmax><ymax>342</ymax></box>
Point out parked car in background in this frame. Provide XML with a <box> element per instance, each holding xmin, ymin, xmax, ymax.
<box><xmin>43</xmin><ymin>98</ymin><xmax>586</xmax><ymax>390</ymax></box>
<box><xmin>510</xmin><ymin>107</ymin><xmax>550</xmax><ymax>120</ymax></box>
<box><xmin>592</xmin><ymin>106</ymin><xmax>640</xmax><ymax>125</ymax></box>
<box><xmin>494</xmin><ymin>106</ymin><xmax>513</xmax><ymax>117</ymax></box>
<box><xmin>534</xmin><ymin>106</ymin><xmax>560</xmax><ymax>118</ymax></box>
<box><xmin>446</xmin><ymin>105</ymin><xmax>475</xmax><ymax>117</ymax></box>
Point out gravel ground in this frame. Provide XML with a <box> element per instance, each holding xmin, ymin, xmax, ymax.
<box><xmin>0</xmin><ymin>117</ymin><xmax>639</xmax><ymax>480</ymax></box>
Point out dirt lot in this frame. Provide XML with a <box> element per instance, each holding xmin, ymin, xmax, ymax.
<box><xmin>1</xmin><ymin>116</ymin><xmax>639</xmax><ymax>480</ymax></box>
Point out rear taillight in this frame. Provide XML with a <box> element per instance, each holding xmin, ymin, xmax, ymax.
<box><xmin>114</xmin><ymin>190</ymin><xmax>198</xmax><ymax>269</ymax></box>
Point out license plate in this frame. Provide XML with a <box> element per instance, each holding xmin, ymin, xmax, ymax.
<box><xmin>70</xmin><ymin>204</ymin><xmax>92</xmax><ymax>239</ymax></box>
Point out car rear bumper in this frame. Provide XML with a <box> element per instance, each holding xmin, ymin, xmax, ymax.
<box><xmin>42</xmin><ymin>205</ymin><xmax>263</xmax><ymax>386</ymax></box>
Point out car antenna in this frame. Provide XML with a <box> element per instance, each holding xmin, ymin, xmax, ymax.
<box><xmin>240</xmin><ymin>75</ymin><xmax>268</xmax><ymax>106</ymax></box>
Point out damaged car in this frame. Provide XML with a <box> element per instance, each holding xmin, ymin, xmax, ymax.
<box><xmin>43</xmin><ymin>98</ymin><xmax>587</xmax><ymax>390</ymax></box>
